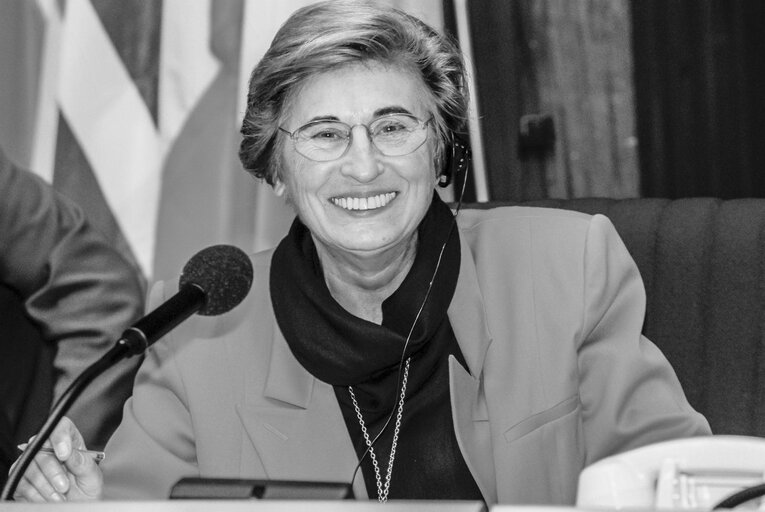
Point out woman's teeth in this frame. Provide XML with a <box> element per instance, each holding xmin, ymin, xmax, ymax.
<box><xmin>332</xmin><ymin>192</ymin><xmax>396</xmax><ymax>211</ymax></box>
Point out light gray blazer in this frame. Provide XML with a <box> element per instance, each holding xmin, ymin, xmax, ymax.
<box><xmin>102</xmin><ymin>206</ymin><xmax>711</xmax><ymax>504</ymax></box>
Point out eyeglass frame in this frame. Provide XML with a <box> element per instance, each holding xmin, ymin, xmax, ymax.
<box><xmin>277</xmin><ymin>113</ymin><xmax>434</xmax><ymax>162</ymax></box>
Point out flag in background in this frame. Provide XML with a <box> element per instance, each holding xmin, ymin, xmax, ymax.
<box><xmin>0</xmin><ymin>0</ymin><xmax>443</xmax><ymax>286</ymax></box>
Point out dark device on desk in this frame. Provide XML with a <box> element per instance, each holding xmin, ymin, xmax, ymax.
<box><xmin>170</xmin><ymin>478</ymin><xmax>354</xmax><ymax>500</ymax></box>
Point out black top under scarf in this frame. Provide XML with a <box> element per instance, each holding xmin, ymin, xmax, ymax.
<box><xmin>270</xmin><ymin>194</ymin><xmax>483</xmax><ymax>501</ymax></box>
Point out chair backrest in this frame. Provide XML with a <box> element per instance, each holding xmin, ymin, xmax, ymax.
<box><xmin>464</xmin><ymin>198</ymin><xmax>765</xmax><ymax>437</ymax></box>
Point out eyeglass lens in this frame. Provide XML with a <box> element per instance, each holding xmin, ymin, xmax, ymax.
<box><xmin>290</xmin><ymin>114</ymin><xmax>429</xmax><ymax>161</ymax></box>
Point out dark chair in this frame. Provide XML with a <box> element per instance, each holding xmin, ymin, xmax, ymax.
<box><xmin>467</xmin><ymin>198</ymin><xmax>765</xmax><ymax>437</ymax></box>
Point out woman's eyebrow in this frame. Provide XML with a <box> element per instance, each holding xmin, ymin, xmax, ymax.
<box><xmin>304</xmin><ymin>114</ymin><xmax>340</xmax><ymax>123</ymax></box>
<box><xmin>302</xmin><ymin>106</ymin><xmax>414</xmax><ymax>124</ymax></box>
<box><xmin>374</xmin><ymin>106</ymin><xmax>414</xmax><ymax>117</ymax></box>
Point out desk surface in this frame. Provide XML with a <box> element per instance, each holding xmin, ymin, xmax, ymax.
<box><xmin>0</xmin><ymin>500</ymin><xmax>488</xmax><ymax>511</ymax></box>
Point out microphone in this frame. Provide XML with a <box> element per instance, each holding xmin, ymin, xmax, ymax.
<box><xmin>1</xmin><ymin>244</ymin><xmax>253</xmax><ymax>501</ymax></box>
<box><xmin>120</xmin><ymin>244</ymin><xmax>254</xmax><ymax>355</ymax></box>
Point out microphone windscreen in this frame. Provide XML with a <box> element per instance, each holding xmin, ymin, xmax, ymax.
<box><xmin>179</xmin><ymin>244</ymin><xmax>253</xmax><ymax>316</ymax></box>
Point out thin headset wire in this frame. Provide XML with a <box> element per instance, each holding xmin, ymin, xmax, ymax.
<box><xmin>348</xmin><ymin>141</ymin><xmax>470</xmax><ymax>491</ymax></box>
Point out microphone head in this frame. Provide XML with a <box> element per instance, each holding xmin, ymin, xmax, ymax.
<box><xmin>179</xmin><ymin>244</ymin><xmax>253</xmax><ymax>316</ymax></box>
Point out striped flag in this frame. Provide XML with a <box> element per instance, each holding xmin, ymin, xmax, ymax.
<box><xmin>0</xmin><ymin>0</ymin><xmax>444</xmax><ymax>285</ymax></box>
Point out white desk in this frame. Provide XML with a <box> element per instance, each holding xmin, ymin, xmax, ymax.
<box><xmin>0</xmin><ymin>500</ymin><xmax>487</xmax><ymax>511</ymax></box>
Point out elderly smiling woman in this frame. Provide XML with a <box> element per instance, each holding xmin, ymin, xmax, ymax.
<box><xmin>14</xmin><ymin>0</ymin><xmax>710</xmax><ymax>505</ymax></box>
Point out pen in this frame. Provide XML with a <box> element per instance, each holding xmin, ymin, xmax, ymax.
<box><xmin>17</xmin><ymin>444</ymin><xmax>105</xmax><ymax>464</ymax></box>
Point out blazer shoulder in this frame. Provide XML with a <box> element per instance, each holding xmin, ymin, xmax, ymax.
<box><xmin>457</xmin><ymin>204</ymin><xmax>591</xmax><ymax>225</ymax></box>
<box><xmin>456</xmin><ymin>205</ymin><xmax>594</xmax><ymax>241</ymax></box>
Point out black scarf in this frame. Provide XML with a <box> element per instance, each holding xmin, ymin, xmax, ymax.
<box><xmin>270</xmin><ymin>194</ymin><xmax>483</xmax><ymax>501</ymax></box>
<box><xmin>270</xmin><ymin>194</ymin><xmax>459</xmax><ymax>388</ymax></box>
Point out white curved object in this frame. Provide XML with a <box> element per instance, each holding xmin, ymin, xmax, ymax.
<box><xmin>576</xmin><ymin>436</ymin><xmax>765</xmax><ymax>510</ymax></box>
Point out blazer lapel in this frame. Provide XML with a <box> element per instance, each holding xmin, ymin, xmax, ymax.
<box><xmin>237</xmin><ymin>325</ymin><xmax>368</xmax><ymax>499</ymax></box>
<box><xmin>447</xmin><ymin>230</ymin><xmax>497</xmax><ymax>504</ymax></box>
<box><xmin>448</xmin><ymin>230</ymin><xmax>492</xmax><ymax>378</ymax></box>
<box><xmin>449</xmin><ymin>357</ymin><xmax>496</xmax><ymax>504</ymax></box>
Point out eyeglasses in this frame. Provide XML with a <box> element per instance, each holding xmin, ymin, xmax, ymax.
<box><xmin>278</xmin><ymin>113</ymin><xmax>432</xmax><ymax>162</ymax></box>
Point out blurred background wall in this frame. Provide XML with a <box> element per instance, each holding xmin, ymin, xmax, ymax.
<box><xmin>448</xmin><ymin>0</ymin><xmax>765</xmax><ymax>202</ymax></box>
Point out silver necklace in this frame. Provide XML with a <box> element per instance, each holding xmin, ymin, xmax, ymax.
<box><xmin>348</xmin><ymin>357</ymin><xmax>411</xmax><ymax>503</ymax></box>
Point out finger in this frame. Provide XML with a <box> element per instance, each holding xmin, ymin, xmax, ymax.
<box><xmin>16</xmin><ymin>434</ymin><xmax>73</xmax><ymax>495</ymax></box>
<box><xmin>65</xmin><ymin>449</ymin><xmax>104</xmax><ymax>499</ymax></box>
<box><xmin>60</xmin><ymin>416</ymin><xmax>87</xmax><ymax>450</ymax></box>
<box><xmin>14</xmin><ymin>483</ymin><xmax>49</xmax><ymax>503</ymax></box>
<box><xmin>11</xmin><ymin>445</ymin><xmax>63</xmax><ymax>491</ymax></box>
<box><xmin>17</xmin><ymin>417</ymin><xmax>102</xmax><ymax>500</ymax></box>
<box><xmin>48</xmin><ymin>417</ymin><xmax>87</xmax><ymax>460</ymax></box>
<box><xmin>35</xmin><ymin>449</ymin><xmax>74</xmax><ymax>495</ymax></box>
<box><xmin>13</xmin><ymin>458</ymin><xmax>66</xmax><ymax>503</ymax></box>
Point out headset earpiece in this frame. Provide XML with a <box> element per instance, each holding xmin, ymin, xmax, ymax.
<box><xmin>439</xmin><ymin>135</ymin><xmax>471</xmax><ymax>188</ymax></box>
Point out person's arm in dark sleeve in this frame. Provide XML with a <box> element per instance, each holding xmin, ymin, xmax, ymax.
<box><xmin>0</xmin><ymin>149</ymin><xmax>145</xmax><ymax>450</ymax></box>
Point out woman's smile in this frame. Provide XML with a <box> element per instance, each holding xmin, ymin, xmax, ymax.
<box><xmin>330</xmin><ymin>192</ymin><xmax>397</xmax><ymax>212</ymax></box>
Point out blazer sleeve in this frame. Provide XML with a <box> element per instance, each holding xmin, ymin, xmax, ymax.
<box><xmin>576</xmin><ymin>214</ymin><xmax>711</xmax><ymax>464</ymax></box>
<box><xmin>0</xmin><ymin>152</ymin><xmax>144</xmax><ymax>449</ymax></box>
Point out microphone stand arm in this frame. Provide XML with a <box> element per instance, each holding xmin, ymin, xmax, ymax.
<box><xmin>1</xmin><ymin>342</ymin><xmax>131</xmax><ymax>500</ymax></box>
<box><xmin>0</xmin><ymin>284</ymin><xmax>206</xmax><ymax>501</ymax></box>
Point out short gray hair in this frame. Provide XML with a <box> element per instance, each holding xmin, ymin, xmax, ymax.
<box><xmin>238</xmin><ymin>0</ymin><xmax>469</xmax><ymax>185</ymax></box>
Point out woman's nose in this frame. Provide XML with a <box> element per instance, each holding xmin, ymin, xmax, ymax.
<box><xmin>339</xmin><ymin>126</ymin><xmax>383</xmax><ymax>182</ymax></box>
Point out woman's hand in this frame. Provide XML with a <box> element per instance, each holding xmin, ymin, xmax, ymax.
<box><xmin>11</xmin><ymin>417</ymin><xmax>103</xmax><ymax>502</ymax></box>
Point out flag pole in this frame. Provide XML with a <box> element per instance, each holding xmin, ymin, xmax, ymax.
<box><xmin>453</xmin><ymin>0</ymin><xmax>489</xmax><ymax>202</ymax></box>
